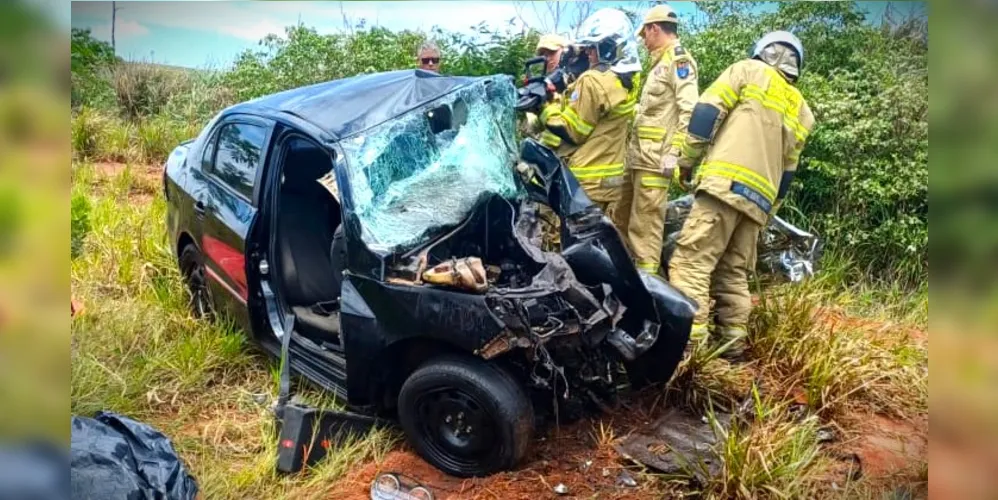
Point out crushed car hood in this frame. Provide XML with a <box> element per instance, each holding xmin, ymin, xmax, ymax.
<box><xmin>332</xmin><ymin>74</ymin><xmax>696</xmax><ymax>406</ymax></box>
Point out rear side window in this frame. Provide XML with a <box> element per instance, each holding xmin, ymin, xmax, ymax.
<box><xmin>207</xmin><ymin>122</ymin><xmax>267</xmax><ymax>199</ymax></box>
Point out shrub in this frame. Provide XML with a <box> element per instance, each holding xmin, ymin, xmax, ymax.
<box><xmin>71</xmin><ymin>190</ymin><xmax>90</xmax><ymax>259</ymax></box>
<box><xmin>111</xmin><ymin>63</ymin><xmax>185</xmax><ymax>120</ymax></box>
<box><xmin>71</xmin><ymin>107</ymin><xmax>106</xmax><ymax>160</ymax></box>
<box><xmin>69</xmin><ymin>2</ymin><xmax>928</xmax><ymax>286</ymax></box>
<box><xmin>684</xmin><ymin>2</ymin><xmax>928</xmax><ymax>286</ymax></box>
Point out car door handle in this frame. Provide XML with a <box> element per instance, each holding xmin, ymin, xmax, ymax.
<box><xmin>194</xmin><ymin>201</ymin><xmax>207</xmax><ymax>216</ymax></box>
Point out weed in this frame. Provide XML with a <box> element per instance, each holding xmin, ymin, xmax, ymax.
<box><xmin>749</xmin><ymin>283</ymin><xmax>927</xmax><ymax>417</ymax></box>
<box><xmin>668</xmin><ymin>344</ymin><xmax>755</xmax><ymax>415</ymax></box>
<box><xmin>99</xmin><ymin>118</ymin><xmax>139</xmax><ymax>163</ymax></box>
<box><xmin>71</xmin><ymin>107</ymin><xmax>106</xmax><ymax>160</ymax></box>
<box><xmin>678</xmin><ymin>389</ymin><xmax>827</xmax><ymax>500</ymax></box>
<box><xmin>71</xmin><ymin>189</ymin><xmax>90</xmax><ymax>259</ymax></box>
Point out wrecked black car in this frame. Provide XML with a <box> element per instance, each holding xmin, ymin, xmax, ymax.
<box><xmin>163</xmin><ymin>69</ymin><xmax>695</xmax><ymax>477</ymax></box>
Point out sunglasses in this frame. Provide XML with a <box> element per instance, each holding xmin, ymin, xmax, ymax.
<box><xmin>420</xmin><ymin>57</ymin><xmax>440</xmax><ymax>65</ymax></box>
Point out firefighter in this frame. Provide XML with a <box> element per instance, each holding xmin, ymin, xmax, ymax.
<box><xmin>616</xmin><ymin>4</ymin><xmax>699</xmax><ymax>275</ymax></box>
<box><xmin>538</xmin><ymin>8</ymin><xmax>641</xmax><ymax>225</ymax></box>
<box><xmin>522</xmin><ymin>34</ymin><xmax>569</xmax><ymax>137</ymax></box>
<box><xmin>671</xmin><ymin>31</ymin><xmax>815</xmax><ymax>357</ymax></box>
<box><xmin>537</xmin><ymin>33</ymin><xmax>569</xmax><ymax>74</ymax></box>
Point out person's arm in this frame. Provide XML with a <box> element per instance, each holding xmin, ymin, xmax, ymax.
<box><xmin>541</xmin><ymin>75</ymin><xmax>603</xmax><ymax>148</ymax></box>
<box><xmin>666</xmin><ymin>54</ymin><xmax>700</xmax><ymax>157</ymax></box>
<box><xmin>775</xmin><ymin>100</ymin><xmax>815</xmax><ymax>212</ymax></box>
<box><xmin>678</xmin><ymin>62</ymin><xmax>745</xmax><ymax>171</ymax></box>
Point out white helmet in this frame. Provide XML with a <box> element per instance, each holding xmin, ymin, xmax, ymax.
<box><xmin>575</xmin><ymin>8</ymin><xmax>642</xmax><ymax>74</ymax></box>
<box><xmin>751</xmin><ymin>31</ymin><xmax>805</xmax><ymax>69</ymax></box>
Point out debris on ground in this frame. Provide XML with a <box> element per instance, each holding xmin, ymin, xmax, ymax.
<box><xmin>552</xmin><ymin>483</ymin><xmax>569</xmax><ymax>495</ymax></box>
<box><xmin>370</xmin><ymin>472</ymin><xmax>435</xmax><ymax>500</ymax></box>
<box><xmin>614</xmin><ymin>408</ymin><xmax>733</xmax><ymax>480</ymax></box>
<box><xmin>615</xmin><ymin>470</ymin><xmax>638</xmax><ymax>488</ymax></box>
<box><xmin>662</xmin><ymin>194</ymin><xmax>821</xmax><ymax>282</ymax></box>
<box><xmin>817</xmin><ymin>427</ymin><xmax>837</xmax><ymax>443</ymax></box>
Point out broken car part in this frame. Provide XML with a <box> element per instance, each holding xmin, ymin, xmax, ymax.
<box><xmin>615</xmin><ymin>408</ymin><xmax>733</xmax><ymax>481</ymax></box>
<box><xmin>662</xmin><ymin>194</ymin><xmax>822</xmax><ymax>282</ymax></box>
<box><xmin>166</xmin><ymin>70</ymin><xmax>696</xmax><ymax>479</ymax></box>
<box><xmin>370</xmin><ymin>472</ymin><xmax>435</xmax><ymax>500</ymax></box>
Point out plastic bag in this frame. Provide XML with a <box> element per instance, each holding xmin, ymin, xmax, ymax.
<box><xmin>71</xmin><ymin>411</ymin><xmax>198</xmax><ymax>500</ymax></box>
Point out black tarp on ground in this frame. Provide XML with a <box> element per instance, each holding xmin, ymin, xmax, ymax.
<box><xmin>71</xmin><ymin>411</ymin><xmax>198</xmax><ymax>499</ymax></box>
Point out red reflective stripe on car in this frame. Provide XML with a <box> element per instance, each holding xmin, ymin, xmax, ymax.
<box><xmin>202</xmin><ymin>235</ymin><xmax>248</xmax><ymax>301</ymax></box>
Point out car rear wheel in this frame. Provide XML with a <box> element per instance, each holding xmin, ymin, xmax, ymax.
<box><xmin>179</xmin><ymin>244</ymin><xmax>212</xmax><ymax>318</ymax></box>
<box><xmin>397</xmin><ymin>355</ymin><xmax>533</xmax><ymax>478</ymax></box>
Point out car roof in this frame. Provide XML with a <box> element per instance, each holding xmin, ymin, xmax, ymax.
<box><xmin>227</xmin><ymin>69</ymin><xmax>481</xmax><ymax>140</ymax></box>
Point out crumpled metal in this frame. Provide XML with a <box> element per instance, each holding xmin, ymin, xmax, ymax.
<box><xmin>661</xmin><ymin>194</ymin><xmax>821</xmax><ymax>282</ymax></box>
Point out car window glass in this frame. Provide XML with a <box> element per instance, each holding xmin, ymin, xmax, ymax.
<box><xmin>201</xmin><ymin>134</ymin><xmax>216</xmax><ymax>170</ymax></box>
<box><xmin>211</xmin><ymin>122</ymin><xmax>267</xmax><ymax>199</ymax></box>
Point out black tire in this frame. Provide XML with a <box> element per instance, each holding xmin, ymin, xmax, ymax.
<box><xmin>179</xmin><ymin>244</ymin><xmax>212</xmax><ymax>318</ymax></box>
<box><xmin>397</xmin><ymin>355</ymin><xmax>534</xmax><ymax>477</ymax></box>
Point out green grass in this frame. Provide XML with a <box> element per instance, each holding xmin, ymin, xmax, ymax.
<box><xmin>701</xmin><ymin>389</ymin><xmax>827</xmax><ymax>500</ymax></box>
<box><xmin>70</xmin><ymin>163</ymin><xmax>394</xmax><ymax>498</ymax></box>
<box><xmin>71</xmin><ymin>108</ymin><xmax>199</xmax><ymax>165</ymax></box>
<box><xmin>812</xmin><ymin>250</ymin><xmax>928</xmax><ymax>328</ymax></box>
<box><xmin>748</xmin><ymin>280</ymin><xmax>927</xmax><ymax>418</ymax></box>
<box><xmin>70</xmin><ymin>161</ymin><xmax>928</xmax><ymax>498</ymax></box>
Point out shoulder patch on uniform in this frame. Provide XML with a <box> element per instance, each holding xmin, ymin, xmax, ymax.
<box><xmin>570</xmin><ymin>89</ymin><xmax>580</xmax><ymax>102</ymax></box>
<box><xmin>674</xmin><ymin>46</ymin><xmax>686</xmax><ymax>56</ymax></box>
<box><xmin>676</xmin><ymin>60</ymin><xmax>692</xmax><ymax>79</ymax></box>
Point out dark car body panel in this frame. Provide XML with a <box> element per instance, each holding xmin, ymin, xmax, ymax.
<box><xmin>165</xmin><ymin>69</ymin><xmax>696</xmax><ymax>412</ymax></box>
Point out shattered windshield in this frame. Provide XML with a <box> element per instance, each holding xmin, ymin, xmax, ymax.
<box><xmin>340</xmin><ymin>76</ymin><xmax>522</xmax><ymax>253</ymax></box>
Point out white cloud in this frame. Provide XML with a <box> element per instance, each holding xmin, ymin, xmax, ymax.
<box><xmin>217</xmin><ymin>19</ymin><xmax>288</xmax><ymax>41</ymax></box>
<box><xmin>115</xmin><ymin>1</ymin><xmax>532</xmax><ymax>41</ymax></box>
<box><xmin>89</xmin><ymin>19</ymin><xmax>150</xmax><ymax>41</ymax></box>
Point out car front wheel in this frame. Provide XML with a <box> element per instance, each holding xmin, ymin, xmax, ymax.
<box><xmin>397</xmin><ymin>355</ymin><xmax>534</xmax><ymax>478</ymax></box>
<box><xmin>179</xmin><ymin>244</ymin><xmax>212</xmax><ymax>319</ymax></box>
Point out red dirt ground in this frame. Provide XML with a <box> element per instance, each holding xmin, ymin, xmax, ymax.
<box><xmin>849</xmin><ymin>414</ymin><xmax>927</xmax><ymax>478</ymax></box>
<box><xmin>89</xmin><ymin>162</ymin><xmax>163</xmax><ymax>204</ymax></box>
<box><xmin>326</xmin><ymin>397</ymin><xmax>928</xmax><ymax>499</ymax></box>
<box><xmin>329</xmin><ymin>421</ymin><xmax>654</xmax><ymax>499</ymax></box>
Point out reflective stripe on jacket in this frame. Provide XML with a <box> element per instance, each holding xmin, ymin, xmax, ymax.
<box><xmin>628</xmin><ymin>41</ymin><xmax>699</xmax><ymax>172</ymax></box>
<box><xmin>680</xmin><ymin>59</ymin><xmax>815</xmax><ymax>224</ymax></box>
<box><xmin>541</xmin><ymin>67</ymin><xmax>633</xmax><ymax>184</ymax></box>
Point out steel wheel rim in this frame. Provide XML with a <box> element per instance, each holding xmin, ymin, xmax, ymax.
<box><xmin>413</xmin><ymin>386</ymin><xmax>499</xmax><ymax>472</ymax></box>
<box><xmin>183</xmin><ymin>257</ymin><xmax>211</xmax><ymax>317</ymax></box>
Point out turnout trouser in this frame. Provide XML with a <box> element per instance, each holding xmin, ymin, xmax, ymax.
<box><xmin>668</xmin><ymin>191</ymin><xmax>762</xmax><ymax>328</ymax></box>
<box><xmin>615</xmin><ymin>169</ymin><xmax>671</xmax><ymax>274</ymax></box>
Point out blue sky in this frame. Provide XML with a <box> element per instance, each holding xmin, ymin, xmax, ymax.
<box><xmin>69</xmin><ymin>1</ymin><xmax>924</xmax><ymax>69</ymax></box>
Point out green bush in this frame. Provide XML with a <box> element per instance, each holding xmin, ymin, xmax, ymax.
<box><xmin>684</xmin><ymin>2</ymin><xmax>927</xmax><ymax>286</ymax></box>
<box><xmin>69</xmin><ymin>2</ymin><xmax>928</xmax><ymax>286</ymax></box>
<box><xmin>71</xmin><ymin>107</ymin><xmax>106</xmax><ymax>161</ymax></box>
<box><xmin>71</xmin><ymin>190</ymin><xmax>90</xmax><ymax>259</ymax></box>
